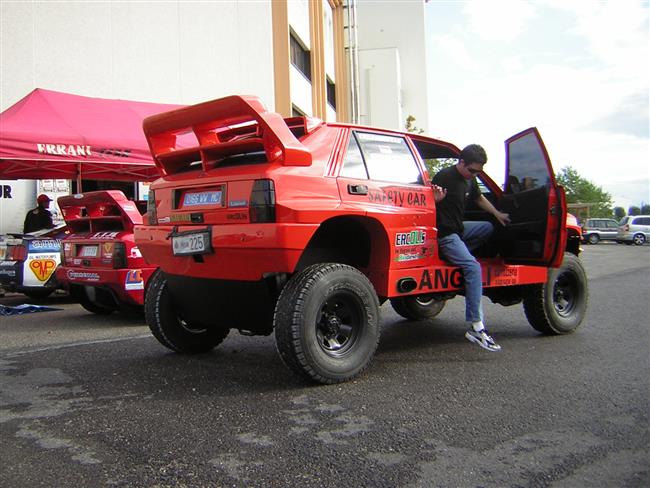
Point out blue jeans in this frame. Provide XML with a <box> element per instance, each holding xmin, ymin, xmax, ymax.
<box><xmin>438</xmin><ymin>221</ymin><xmax>494</xmax><ymax>323</ymax></box>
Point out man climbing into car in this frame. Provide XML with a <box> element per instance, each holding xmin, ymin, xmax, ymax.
<box><xmin>23</xmin><ymin>194</ymin><xmax>54</xmax><ymax>233</ymax></box>
<box><xmin>432</xmin><ymin>144</ymin><xmax>510</xmax><ymax>352</ymax></box>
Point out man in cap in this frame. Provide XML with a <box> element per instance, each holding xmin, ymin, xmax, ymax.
<box><xmin>23</xmin><ymin>194</ymin><xmax>55</xmax><ymax>233</ymax></box>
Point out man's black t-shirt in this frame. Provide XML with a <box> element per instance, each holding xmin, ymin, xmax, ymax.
<box><xmin>23</xmin><ymin>207</ymin><xmax>53</xmax><ymax>233</ymax></box>
<box><xmin>432</xmin><ymin>165</ymin><xmax>480</xmax><ymax>238</ymax></box>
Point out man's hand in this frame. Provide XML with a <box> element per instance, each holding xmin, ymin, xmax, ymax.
<box><xmin>432</xmin><ymin>184</ymin><xmax>447</xmax><ymax>203</ymax></box>
<box><xmin>494</xmin><ymin>211</ymin><xmax>511</xmax><ymax>226</ymax></box>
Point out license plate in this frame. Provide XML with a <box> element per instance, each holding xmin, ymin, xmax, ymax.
<box><xmin>182</xmin><ymin>190</ymin><xmax>223</xmax><ymax>207</ymax></box>
<box><xmin>172</xmin><ymin>231</ymin><xmax>211</xmax><ymax>256</ymax></box>
<box><xmin>80</xmin><ymin>245</ymin><xmax>98</xmax><ymax>257</ymax></box>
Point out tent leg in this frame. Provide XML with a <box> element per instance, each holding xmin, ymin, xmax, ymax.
<box><xmin>76</xmin><ymin>163</ymin><xmax>82</xmax><ymax>192</ymax></box>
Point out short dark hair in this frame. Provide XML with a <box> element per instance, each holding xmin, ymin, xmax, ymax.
<box><xmin>460</xmin><ymin>144</ymin><xmax>487</xmax><ymax>165</ymax></box>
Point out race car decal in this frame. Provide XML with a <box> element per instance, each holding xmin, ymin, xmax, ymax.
<box><xmin>125</xmin><ymin>269</ymin><xmax>144</xmax><ymax>290</ymax></box>
<box><xmin>368</xmin><ymin>189</ymin><xmax>427</xmax><ymax>207</ymax></box>
<box><xmin>91</xmin><ymin>231</ymin><xmax>120</xmax><ymax>240</ymax></box>
<box><xmin>28</xmin><ymin>239</ymin><xmax>61</xmax><ymax>252</ymax></box>
<box><xmin>67</xmin><ymin>270</ymin><xmax>100</xmax><ymax>282</ymax></box>
<box><xmin>395</xmin><ymin>230</ymin><xmax>426</xmax><ymax>246</ymax></box>
<box><xmin>29</xmin><ymin>259</ymin><xmax>57</xmax><ymax>282</ymax></box>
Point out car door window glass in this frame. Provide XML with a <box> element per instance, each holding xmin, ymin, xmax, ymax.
<box><xmin>507</xmin><ymin>132</ymin><xmax>551</xmax><ymax>193</ymax></box>
<box><xmin>355</xmin><ymin>132</ymin><xmax>422</xmax><ymax>185</ymax></box>
<box><xmin>340</xmin><ymin>134</ymin><xmax>369</xmax><ymax>179</ymax></box>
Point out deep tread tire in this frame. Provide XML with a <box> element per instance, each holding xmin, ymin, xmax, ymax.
<box><xmin>390</xmin><ymin>295</ymin><xmax>446</xmax><ymax>320</ymax></box>
<box><xmin>586</xmin><ymin>233</ymin><xmax>599</xmax><ymax>244</ymax></box>
<box><xmin>145</xmin><ymin>270</ymin><xmax>229</xmax><ymax>353</ymax></box>
<box><xmin>274</xmin><ymin>263</ymin><xmax>380</xmax><ymax>384</ymax></box>
<box><xmin>523</xmin><ymin>253</ymin><xmax>588</xmax><ymax>335</ymax></box>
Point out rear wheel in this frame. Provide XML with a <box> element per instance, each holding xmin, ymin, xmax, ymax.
<box><xmin>23</xmin><ymin>289</ymin><xmax>54</xmax><ymax>300</ymax></box>
<box><xmin>523</xmin><ymin>253</ymin><xmax>588</xmax><ymax>335</ymax></box>
<box><xmin>274</xmin><ymin>263</ymin><xmax>380</xmax><ymax>384</ymax></box>
<box><xmin>586</xmin><ymin>233</ymin><xmax>599</xmax><ymax>244</ymax></box>
<box><xmin>633</xmin><ymin>233</ymin><xmax>646</xmax><ymax>245</ymax></box>
<box><xmin>145</xmin><ymin>270</ymin><xmax>229</xmax><ymax>353</ymax></box>
<box><xmin>390</xmin><ymin>295</ymin><xmax>446</xmax><ymax>320</ymax></box>
<box><xmin>71</xmin><ymin>285</ymin><xmax>114</xmax><ymax>315</ymax></box>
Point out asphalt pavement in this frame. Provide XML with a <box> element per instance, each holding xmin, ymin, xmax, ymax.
<box><xmin>1</xmin><ymin>243</ymin><xmax>648</xmax><ymax>487</ymax></box>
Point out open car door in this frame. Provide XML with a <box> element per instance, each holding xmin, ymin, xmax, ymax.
<box><xmin>497</xmin><ymin>128</ymin><xmax>566</xmax><ymax>268</ymax></box>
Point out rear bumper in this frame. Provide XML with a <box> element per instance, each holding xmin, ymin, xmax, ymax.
<box><xmin>134</xmin><ymin>223</ymin><xmax>319</xmax><ymax>281</ymax></box>
<box><xmin>56</xmin><ymin>266</ymin><xmax>156</xmax><ymax>305</ymax></box>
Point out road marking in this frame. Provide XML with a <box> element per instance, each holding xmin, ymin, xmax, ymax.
<box><xmin>2</xmin><ymin>334</ymin><xmax>152</xmax><ymax>358</ymax></box>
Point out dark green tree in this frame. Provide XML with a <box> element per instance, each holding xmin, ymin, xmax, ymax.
<box><xmin>642</xmin><ymin>204</ymin><xmax>650</xmax><ymax>214</ymax></box>
<box><xmin>628</xmin><ymin>206</ymin><xmax>641</xmax><ymax>216</ymax></box>
<box><xmin>614</xmin><ymin>206</ymin><xmax>626</xmax><ymax>219</ymax></box>
<box><xmin>556</xmin><ymin>166</ymin><xmax>613</xmax><ymax>217</ymax></box>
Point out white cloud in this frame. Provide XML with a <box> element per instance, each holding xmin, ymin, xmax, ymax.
<box><xmin>462</xmin><ymin>0</ymin><xmax>537</xmax><ymax>41</ymax></box>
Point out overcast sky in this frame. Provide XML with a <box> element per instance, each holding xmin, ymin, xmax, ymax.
<box><xmin>425</xmin><ymin>0</ymin><xmax>649</xmax><ymax>210</ymax></box>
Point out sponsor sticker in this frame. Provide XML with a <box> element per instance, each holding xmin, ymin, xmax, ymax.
<box><xmin>28</xmin><ymin>239</ymin><xmax>61</xmax><ymax>252</ymax></box>
<box><xmin>124</xmin><ymin>269</ymin><xmax>144</xmax><ymax>290</ymax></box>
<box><xmin>29</xmin><ymin>259</ymin><xmax>57</xmax><ymax>282</ymax></box>
<box><xmin>66</xmin><ymin>270</ymin><xmax>100</xmax><ymax>282</ymax></box>
<box><xmin>90</xmin><ymin>231</ymin><xmax>119</xmax><ymax>240</ymax></box>
<box><xmin>395</xmin><ymin>230</ymin><xmax>426</xmax><ymax>247</ymax></box>
<box><xmin>130</xmin><ymin>246</ymin><xmax>142</xmax><ymax>258</ymax></box>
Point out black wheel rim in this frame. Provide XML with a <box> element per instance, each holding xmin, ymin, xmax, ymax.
<box><xmin>552</xmin><ymin>270</ymin><xmax>579</xmax><ymax>317</ymax></box>
<box><xmin>316</xmin><ymin>291</ymin><xmax>363</xmax><ymax>357</ymax></box>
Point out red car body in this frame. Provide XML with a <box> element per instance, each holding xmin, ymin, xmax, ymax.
<box><xmin>134</xmin><ymin>95</ymin><xmax>586</xmax><ymax>383</ymax></box>
<box><xmin>56</xmin><ymin>191</ymin><xmax>156</xmax><ymax>314</ymax></box>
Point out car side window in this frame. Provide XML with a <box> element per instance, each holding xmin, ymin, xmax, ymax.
<box><xmin>340</xmin><ymin>134</ymin><xmax>369</xmax><ymax>179</ymax></box>
<box><xmin>354</xmin><ymin>132</ymin><xmax>423</xmax><ymax>185</ymax></box>
<box><xmin>607</xmin><ymin>220</ymin><xmax>618</xmax><ymax>228</ymax></box>
<box><xmin>506</xmin><ymin>132</ymin><xmax>551</xmax><ymax>193</ymax></box>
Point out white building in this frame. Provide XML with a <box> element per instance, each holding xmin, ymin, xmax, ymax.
<box><xmin>1</xmin><ymin>0</ymin><xmax>430</xmax><ymax>234</ymax></box>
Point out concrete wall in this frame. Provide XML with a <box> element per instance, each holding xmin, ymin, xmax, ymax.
<box><xmin>355</xmin><ymin>0</ymin><xmax>429</xmax><ymax>132</ymax></box>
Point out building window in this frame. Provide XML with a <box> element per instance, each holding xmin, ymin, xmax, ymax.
<box><xmin>292</xmin><ymin>105</ymin><xmax>306</xmax><ymax>117</ymax></box>
<box><xmin>326</xmin><ymin>77</ymin><xmax>336</xmax><ymax>110</ymax></box>
<box><xmin>290</xmin><ymin>31</ymin><xmax>311</xmax><ymax>81</ymax></box>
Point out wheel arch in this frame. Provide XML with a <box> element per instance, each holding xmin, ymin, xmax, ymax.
<box><xmin>294</xmin><ymin>215</ymin><xmax>390</xmax><ymax>272</ymax></box>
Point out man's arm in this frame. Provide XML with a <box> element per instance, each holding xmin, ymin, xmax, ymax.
<box><xmin>476</xmin><ymin>194</ymin><xmax>510</xmax><ymax>226</ymax></box>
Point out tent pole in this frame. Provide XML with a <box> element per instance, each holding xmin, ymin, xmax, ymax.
<box><xmin>77</xmin><ymin>163</ymin><xmax>82</xmax><ymax>192</ymax></box>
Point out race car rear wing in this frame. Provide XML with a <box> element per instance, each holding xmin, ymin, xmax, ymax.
<box><xmin>58</xmin><ymin>190</ymin><xmax>145</xmax><ymax>233</ymax></box>
<box><xmin>142</xmin><ymin>95</ymin><xmax>316</xmax><ymax>176</ymax></box>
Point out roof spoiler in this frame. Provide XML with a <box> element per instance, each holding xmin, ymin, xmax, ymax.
<box><xmin>58</xmin><ymin>190</ymin><xmax>144</xmax><ymax>232</ymax></box>
<box><xmin>142</xmin><ymin>95</ymin><xmax>313</xmax><ymax>175</ymax></box>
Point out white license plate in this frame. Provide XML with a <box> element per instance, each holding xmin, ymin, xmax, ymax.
<box><xmin>80</xmin><ymin>246</ymin><xmax>98</xmax><ymax>257</ymax></box>
<box><xmin>172</xmin><ymin>231</ymin><xmax>211</xmax><ymax>256</ymax></box>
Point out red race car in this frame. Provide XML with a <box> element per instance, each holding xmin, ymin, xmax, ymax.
<box><xmin>135</xmin><ymin>95</ymin><xmax>586</xmax><ymax>383</ymax></box>
<box><xmin>56</xmin><ymin>190</ymin><xmax>156</xmax><ymax>314</ymax></box>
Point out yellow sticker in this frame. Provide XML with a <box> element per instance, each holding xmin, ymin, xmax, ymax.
<box><xmin>29</xmin><ymin>259</ymin><xmax>57</xmax><ymax>282</ymax></box>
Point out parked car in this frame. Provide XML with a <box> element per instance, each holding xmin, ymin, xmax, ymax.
<box><xmin>134</xmin><ymin>95</ymin><xmax>586</xmax><ymax>384</ymax></box>
<box><xmin>0</xmin><ymin>225</ymin><xmax>68</xmax><ymax>299</ymax></box>
<box><xmin>581</xmin><ymin>218</ymin><xmax>620</xmax><ymax>244</ymax></box>
<box><xmin>617</xmin><ymin>215</ymin><xmax>650</xmax><ymax>245</ymax></box>
<box><xmin>55</xmin><ymin>190</ymin><xmax>156</xmax><ymax>314</ymax></box>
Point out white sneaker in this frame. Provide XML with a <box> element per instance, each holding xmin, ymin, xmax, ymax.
<box><xmin>465</xmin><ymin>328</ymin><xmax>501</xmax><ymax>352</ymax></box>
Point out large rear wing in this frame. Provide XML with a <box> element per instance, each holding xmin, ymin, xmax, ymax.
<box><xmin>142</xmin><ymin>95</ymin><xmax>315</xmax><ymax>176</ymax></box>
<box><xmin>58</xmin><ymin>190</ymin><xmax>145</xmax><ymax>233</ymax></box>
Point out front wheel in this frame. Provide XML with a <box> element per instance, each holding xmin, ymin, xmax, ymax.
<box><xmin>633</xmin><ymin>233</ymin><xmax>646</xmax><ymax>245</ymax></box>
<box><xmin>390</xmin><ymin>295</ymin><xmax>446</xmax><ymax>320</ymax></box>
<box><xmin>523</xmin><ymin>252</ymin><xmax>588</xmax><ymax>335</ymax></box>
<box><xmin>274</xmin><ymin>263</ymin><xmax>380</xmax><ymax>384</ymax></box>
<box><xmin>586</xmin><ymin>233</ymin><xmax>599</xmax><ymax>245</ymax></box>
<box><xmin>145</xmin><ymin>270</ymin><xmax>229</xmax><ymax>353</ymax></box>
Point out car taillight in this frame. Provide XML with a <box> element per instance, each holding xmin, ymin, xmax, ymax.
<box><xmin>147</xmin><ymin>190</ymin><xmax>157</xmax><ymax>225</ymax></box>
<box><xmin>249</xmin><ymin>179</ymin><xmax>276</xmax><ymax>223</ymax></box>
<box><xmin>8</xmin><ymin>244</ymin><xmax>27</xmax><ymax>261</ymax></box>
<box><xmin>113</xmin><ymin>243</ymin><xmax>127</xmax><ymax>269</ymax></box>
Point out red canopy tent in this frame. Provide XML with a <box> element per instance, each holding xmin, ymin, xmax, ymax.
<box><xmin>0</xmin><ymin>88</ymin><xmax>184</xmax><ymax>183</ymax></box>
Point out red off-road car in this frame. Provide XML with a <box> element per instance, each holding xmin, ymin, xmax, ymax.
<box><xmin>56</xmin><ymin>190</ymin><xmax>156</xmax><ymax>314</ymax></box>
<box><xmin>135</xmin><ymin>95</ymin><xmax>586</xmax><ymax>384</ymax></box>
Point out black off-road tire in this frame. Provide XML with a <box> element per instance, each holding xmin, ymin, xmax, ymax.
<box><xmin>145</xmin><ymin>270</ymin><xmax>229</xmax><ymax>353</ymax></box>
<box><xmin>390</xmin><ymin>295</ymin><xmax>446</xmax><ymax>320</ymax></box>
<box><xmin>274</xmin><ymin>263</ymin><xmax>380</xmax><ymax>384</ymax></box>
<box><xmin>523</xmin><ymin>252</ymin><xmax>588</xmax><ymax>335</ymax></box>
